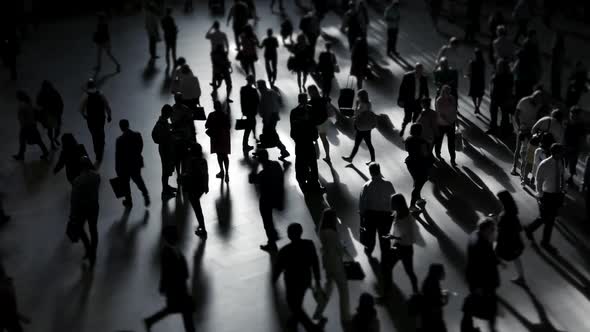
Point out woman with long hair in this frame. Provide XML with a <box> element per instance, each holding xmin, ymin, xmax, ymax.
<box><xmin>342</xmin><ymin>89</ymin><xmax>376</xmax><ymax>165</ymax></box>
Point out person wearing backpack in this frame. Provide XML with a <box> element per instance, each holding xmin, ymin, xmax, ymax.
<box><xmin>79</xmin><ymin>79</ymin><xmax>112</xmax><ymax>163</ymax></box>
<box><xmin>182</xmin><ymin>142</ymin><xmax>209</xmax><ymax>239</ymax></box>
<box><xmin>342</xmin><ymin>89</ymin><xmax>376</xmax><ymax>165</ymax></box>
<box><xmin>153</xmin><ymin>104</ymin><xmax>176</xmax><ymax>200</ymax></box>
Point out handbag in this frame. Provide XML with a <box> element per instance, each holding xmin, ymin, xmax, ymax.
<box><xmin>66</xmin><ymin>218</ymin><xmax>82</xmax><ymax>243</ymax></box>
<box><xmin>110</xmin><ymin>177</ymin><xmax>130</xmax><ymax>198</ymax></box>
<box><xmin>235</xmin><ymin>117</ymin><xmax>249</xmax><ymax>130</ymax></box>
<box><xmin>192</xmin><ymin>106</ymin><xmax>206</xmax><ymax>121</ymax></box>
<box><xmin>343</xmin><ymin>261</ymin><xmax>365</xmax><ymax>280</ymax></box>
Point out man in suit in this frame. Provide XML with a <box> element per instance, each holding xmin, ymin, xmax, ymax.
<box><xmin>144</xmin><ymin>225</ymin><xmax>195</xmax><ymax>332</ymax></box>
<box><xmin>116</xmin><ymin>119</ymin><xmax>150</xmax><ymax>208</ymax></box>
<box><xmin>152</xmin><ymin>105</ymin><xmax>176</xmax><ymax>200</ymax></box>
<box><xmin>80</xmin><ymin>79</ymin><xmax>112</xmax><ymax>163</ymax></box>
<box><xmin>273</xmin><ymin>223</ymin><xmax>324</xmax><ymax>332</ymax></box>
<box><xmin>291</xmin><ymin>93</ymin><xmax>322</xmax><ymax>193</ymax></box>
<box><xmin>240</xmin><ymin>75</ymin><xmax>259</xmax><ymax>152</ymax></box>
<box><xmin>397</xmin><ymin>63</ymin><xmax>429</xmax><ymax>137</ymax></box>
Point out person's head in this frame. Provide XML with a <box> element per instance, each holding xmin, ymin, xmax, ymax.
<box><xmin>174</xmin><ymin>92</ymin><xmax>184</xmax><ymax>104</ymax></box>
<box><xmin>409</xmin><ymin>123</ymin><xmax>423</xmax><ymax>137</ymax></box>
<box><xmin>189</xmin><ymin>142</ymin><xmax>203</xmax><ymax>158</ymax></box>
<box><xmin>421</xmin><ymin>97</ymin><xmax>431</xmax><ymax>109</ymax></box>
<box><xmin>497</xmin><ymin>25</ymin><xmax>507</xmax><ymax>37</ymax></box>
<box><xmin>16</xmin><ymin>90</ymin><xmax>31</xmax><ymax>104</ymax></box>
<box><xmin>449</xmin><ymin>37</ymin><xmax>458</xmax><ymax>48</ymax></box>
<box><xmin>391</xmin><ymin>193</ymin><xmax>410</xmax><ymax>218</ymax></box>
<box><xmin>531</xmin><ymin>90</ymin><xmax>543</xmax><ymax>105</ymax></box>
<box><xmin>320</xmin><ymin>208</ymin><xmax>338</xmax><ymax>231</ymax></box>
<box><xmin>60</xmin><ymin>133</ymin><xmax>77</xmax><ymax>149</ymax></box>
<box><xmin>297</xmin><ymin>93</ymin><xmax>308</xmax><ymax>105</ymax></box>
<box><xmin>256</xmin><ymin>148</ymin><xmax>269</xmax><ymax>163</ymax></box>
<box><xmin>213</xmin><ymin>20</ymin><xmax>220</xmax><ymax>30</ymax></box>
<box><xmin>438</xmin><ymin>57</ymin><xmax>449</xmax><ymax>70</ymax></box>
<box><xmin>119</xmin><ymin>119</ymin><xmax>130</xmax><ymax>132</ymax></box>
<box><xmin>357</xmin><ymin>293</ymin><xmax>376</xmax><ymax>314</ymax></box>
<box><xmin>180</xmin><ymin>64</ymin><xmax>191</xmax><ymax>75</ymax></box>
<box><xmin>162</xmin><ymin>225</ymin><xmax>179</xmax><ymax>245</ymax></box>
<box><xmin>441</xmin><ymin>85</ymin><xmax>452</xmax><ymax>97</ymax></box>
<box><xmin>267</xmin><ymin>28</ymin><xmax>273</xmax><ymax>37</ymax></box>
<box><xmin>550</xmin><ymin>109</ymin><xmax>563</xmax><ymax>122</ymax></box>
<box><xmin>570</xmin><ymin>106</ymin><xmax>581</xmax><ymax>121</ymax></box>
<box><xmin>256</xmin><ymin>79</ymin><xmax>267</xmax><ymax>91</ymax></box>
<box><xmin>161</xmin><ymin>104</ymin><xmax>173</xmax><ymax>118</ymax></box>
<box><xmin>176</xmin><ymin>57</ymin><xmax>186</xmax><ymax>67</ymax></box>
<box><xmin>496</xmin><ymin>59</ymin><xmax>509</xmax><ymax>74</ymax></box>
<box><xmin>246</xmin><ymin>74</ymin><xmax>255</xmax><ymax>85</ymax></box>
<box><xmin>86</xmin><ymin>78</ymin><xmax>97</xmax><ymax>91</ymax></box>
<box><xmin>357</xmin><ymin>89</ymin><xmax>369</xmax><ymax>103</ymax></box>
<box><xmin>497</xmin><ymin>190</ymin><xmax>518</xmax><ymax>216</ymax></box>
<box><xmin>477</xmin><ymin>217</ymin><xmax>496</xmax><ymax>243</ymax></box>
<box><xmin>426</xmin><ymin>263</ymin><xmax>446</xmax><ymax>281</ymax></box>
<box><xmin>414</xmin><ymin>62</ymin><xmax>423</xmax><ymax>76</ymax></box>
<box><xmin>287</xmin><ymin>223</ymin><xmax>303</xmax><ymax>241</ymax></box>
<box><xmin>550</xmin><ymin>143</ymin><xmax>565</xmax><ymax>159</ymax></box>
<box><xmin>368</xmin><ymin>162</ymin><xmax>381</xmax><ymax>178</ymax></box>
<box><xmin>539</xmin><ymin>133</ymin><xmax>554</xmax><ymax>150</ymax></box>
<box><xmin>307</xmin><ymin>85</ymin><xmax>320</xmax><ymax>98</ymax></box>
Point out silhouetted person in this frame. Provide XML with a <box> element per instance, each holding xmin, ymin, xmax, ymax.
<box><xmin>384</xmin><ymin>0</ymin><xmax>400</xmax><ymax>56</ymax></box>
<box><xmin>565</xmin><ymin>61</ymin><xmax>589</xmax><ymax>107</ymax></box>
<box><xmin>342</xmin><ymin>90</ymin><xmax>376</xmax><ymax>164</ymax></box>
<box><xmin>227</xmin><ymin>0</ymin><xmax>251</xmax><ymax>50</ymax></box>
<box><xmin>206</xmin><ymin>21</ymin><xmax>229</xmax><ymax>54</ymax></box>
<box><xmin>289</xmin><ymin>34</ymin><xmax>312</xmax><ymax>93</ymax></box>
<box><xmin>54</xmin><ymin>134</ymin><xmax>89</xmax><ymax>185</ymax></box>
<box><xmin>487</xmin><ymin>11</ymin><xmax>505</xmax><ymax>62</ymax></box>
<box><xmin>36</xmin><ymin>80</ymin><xmax>64</xmax><ymax>149</ymax></box>
<box><xmin>488</xmin><ymin>59</ymin><xmax>514</xmax><ymax>133</ymax></box>
<box><xmin>466</xmin><ymin>49</ymin><xmax>485</xmax><ymax>115</ymax></box>
<box><xmin>358</xmin><ymin>163</ymin><xmax>395</xmax><ymax>258</ymax></box>
<box><xmin>565</xmin><ymin>107</ymin><xmax>585</xmax><ymax>185</ymax></box>
<box><xmin>416</xmin><ymin>98</ymin><xmax>440</xmax><ymax>152</ymax></box>
<box><xmin>152</xmin><ymin>104</ymin><xmax>177</xmax><ymax>200</ymax></box>
<box><xmin>398</xmin><ymin>63</ymin><xmax>429</xmax><ymax>137</ymax></box>
<box><xmin>434</xmin><ymin>57</ymin><xmax>458</xmax><ymax>98</ymax></box>
<box><xmin>299</xmin><ymin>11</ymin><xmax>320</xmax><ymax>59</ymax></box>
<box><xmin>350</xmin><ymin>293</ymin><xmax>380</xmax><ymax>332</ymax></box>
<box><xmin>273</xmin><ymin>223</ymin><xmax>324</xmax><ymax>332</ymax></box>
<box><xmin>280</xmin><ymin>13</ymin><xmax>294</xmax><ymax>45</ymax></box>
<box><xmin>182</xmin><ymin>142</ymin><xmax>209</xmax><ymax>238</ymax></box>
<box><xmin>161</xmin><ymin>8</ymin><xmax>178</xmax><ymax>67</ymax></box>
<box><xmin>495</xmin><ymin>190</ymin><xmax>526</xmax><ymax>286</ymax></box>
<box><xmin>308</xmin><ymin>85</ymin><xmax>331</xmax><ymax>163</ymax></box>
<box><xmin>512</xmin><ymin>49</ymin><xmax>537</xmax><ymax>102</ymax></box>
<box><xmin>171</xmin><ymin>64</ymin><xmax>202</xmax><ymax>111</ymax></box>
<box><xmin>525</xmin><ymin>144</ymin><xmax>565</xmax><ymax>254</ymax></box>
<box><xmin>405</xmin><ymin>123</ymin><xmax>433</xmax><ymax>211</ymax></box>
<box><xmin>171</xmin><ymin>93</ymin><xmax>196</xmax><ymax>178</ymax></box>
<box><xmin>145</xmin><ymin>2</ymin><xmax>161</xmax><ymax>61</ymax></box>
<box><xmin>464</xmin><ymin>0</ymin><xmax>481</xmax><ymax>43</ymax></box>
<box><xmin>313</xmin><ymin>208</ymin><xmax>350</xmax><ymax>324</ymax></box>
<box><xmin>436</xmin><ymin>37</ymin><xmax>461</xmax><ymax>78</ymax></box>
<box><xmin>291</xmin><ymin>93</ymin><xmax>322</xmax><ymax>193</ymax></box>
<box><xmin>206</xmin><ymin>100</ymin><xmax>231</xmax><ymax>182</ymax></box>
<box><xmin>492</xmin><ymin>25</ymin><xmax>514</xmax><ymax>62</ymax></box>
<box><xmin>93</xmin><ymin>13</ymin><xmax>121</xmax><ymax>73</ymax></box>
<box><xmin>115</xmin><ymin>119</ymin><xmax>150</xmax><ymax>208</ymax></box>
<box><xmin>531</xmin><ymin>109</ymin><xmax>564</xmax><ymax>145</ymax></box>
<box><xmin>421</xmin><ymin>263</ymin><xmax>449</xmax><ymax>332</ymax></box>
<box><xmin>316</xmin><ymin>43</ymin><xmax>338</xmax><ymax>98</ymax></box>
<box><xmin>511</xmin><ymin>90</ymin><xmax>543</xmax><ymax>175</ymax></box>
<box><xmin>434</xmin><ymin>85</ymin><xmax>457</xmax><ymax>166</ymax></box>
<box><xmin>144</xmin><ymin>225</ymin><xmax>195</xmax><ymax>332</ymax></box>
<box><xmin>350</xmin><ymin>37</ymin><xmax>368</xmax><ymax>89</ymax></box>
<box><xmin>211</xmin><ymin>44</ymin><xmax>233</xmax><ymax>101</ymax></box>
<box><xmin>382</xmin><ymin>193</ymin><xmax>421</xmax><ymax>295</ymax></box>
<box><xmin>249</xmin><ymin>149</ymin><xmax>284</xmax><ymax>252</ymax></box>
<box><xmin>80</xmin><ymin>79</ymin><xmax>112</xmax><ymax>163</ymax></box>
<box><xmin>342</xmin><ymin>1</ymin><xmax>364</xmax><ymax>50</ymax></box>
<box><xmin>0</xmin><ymin>265</ymin><xmax>30</xmax><ymax>331</ymax></box>
<box><xmin>13</xmin><ymin>90</ymin><xmax>49</xmax><ymax>161</ymax></box>
<box><xmin>70</xmin><ymin>157</ymin><xmax>101</xmax><ymax>268</ymax></box>
<box><xmin>238</xmin><ymin>25</ymin><xmax>259</xmax><ymax>78</ymax></box>
<box><xmin>257</xmin><ymin>80</ymin><xmax>290</xmax><ymax>159</ymax></box>
<box><xmin>240</xmin><ymin>75</ymin><xmax>260</xmax><ymax>152</ymax></box>
<box><xmin>550</xmin><ymin>33</ymin><xmax>565</xmax><ymax>100</ymax></box>
<box><xmin>260</xmin><ymin>28</ymin><xmax>279</xmax><ymax>86</ymax></box>
<box><xmin>462</xmin><ymin>217</ymin><xmax>499</xmax><ymax>332</ymax></box>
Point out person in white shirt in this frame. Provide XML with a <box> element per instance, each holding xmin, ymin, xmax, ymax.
<box><xmin>525</xmin><ymin>144</ymin><xmax>566</xmax><ymax>253</ymax></box>
<box><xmin>359</xmin><ymin>163</ymin><xmax>396</xmax><ymax>258</ymax></box>
<box><xmin>511</xmin><ymin>90</ymin><xmax>543</xmax><ymax>175</ymax></box>
<box><xmin>384</xmin><ymin>0</ymin><xmax>401</xmax><ymax>56</ymax></box>
<box><xmin>531</xmin><ymin>109</ymin><xmax>565</xmax><ymax>144</ymax></box>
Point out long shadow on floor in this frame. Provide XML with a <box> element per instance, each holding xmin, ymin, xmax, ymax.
<box><xmin>555</xmin><ymin>222</ymin><xmax>590</xmax><ymax>273</ymax></box>
<box><xmin>191</xmin><ymin>239</ymin><xmax>210</xmax><ymax>324</ymax></box>
<box><xmin>321</xmin><ymin>165</ymin><xmax>362</xmax><ymax>241</ymax></box>
<box><xmin>215</xmin><ymin>182</ymin><xmax>233</xmax><ymax>240</ymax></box>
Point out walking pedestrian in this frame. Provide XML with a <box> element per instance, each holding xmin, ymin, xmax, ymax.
<box><xmin>92</xmin><ymin>13</ymin><xmax>121</xmax><ymax>73</ymax></box>
<box><xmin>13</xmin><ymin>90</ymin><xmax>49</xmax><ymax>161</ymax></box>
<box><xmin>495</xmin><ymin>191</ymin><xmax>526</xmax><ymax>286</ymax></box>
<box><xmin>316</xmin><ymin>43</ymin><xmax>338</xmax><ymax>98</ymax></box>
<box><xmin>259</xmin><ymin>28</ymin><xmax>279</xmax><ymax>86</ymax></box>
<box><xmin>398</xmin><ymin>63</ymin><xmax>429</xmax><ymax>137</ymax></box>
<box><xmin>342</xmin><ymin>90</ymin><xmax>376</xmax><ymax>164</ymax></box>
<box><xmin>206</xmin><ymin>21</ymin><xmax>230</xmax><ymax>54</ymax></box>
<box><xmin>420</xmin><ymin>263</ymin><xmax>449</xmax><ymax>332</ymax></box>
<box><xmin>436</xmin><ymin>37</ymin><xmax>461</xmax><ymax>77</ymax></box>
<box><xmin>308</xmin><ymin>85</ymin><xmax>331</xmax><ymax>163</ymax></box>
<box><xmin>341</xmin><ymin>1</ymin><xmax>364</xmax><ymax>50</ymax></box>
<box><xmin>257</xmin><ymin>80</ymin><xmax>290</xmax><ymax>159</ymax></box>
<box><xmin>405</xmin><ymin>123</ymin><xmax>434</xmax><ymax>211</ymax></box>
<box><xmin>240</xmin><ymin>75</ymin><xmax>259</xmax><ymax>152</ymax></box>
<box><xmin>171</xmin><ymin>64</ymin><xmax>202</xmax><ymax>110</ymax></box>
<box><xmin>416</xmin><ymin>98</ymin><xmax>440</xmax><ymax>152</ymax></box>
<box><xmin>211</xmin><ymin>44</ymin><xmax>233</xmax><ymax>101</ymax></box>
<box><xmin>511</xmin><ymin>90</ymin><xmax>543</xmax><ymax>175</ymax></box>
<box><xmin>238</xmin><ymin>25</ymin><xmax>259</xmax><ymax>78</ymax></box>
<box><xmin>384</xmin><ymin>0</ymin><xmax>400</xmax><ymax>57</ymax></box>
<box><xmin>288</xmin><ymin>34</ymin><xmax>312</xmax><ymax>93</ymax></box>
<box><xmin>299</xmin><ymin>11</ymin><xmax>321</xmax><ymax>60</ymax></box>
<box><xmin>54</xmin><ymin>134</ymin><xmax>89</xmax><ymax>185</ymax></box>
<box><xmin>182</xmin><ymin>142</ymin><xmax>209</xmax><ymax>238</ymax></box>
<box><xmin>492</xmin><ymin>25</ymin><xmax>514</xmax><ymax>63</ymax></box>
<box><xmin>273</xmin><ymin>223</ymin><xmax>325</xmax><ymax>332</ymax></box>
<box><xmin>290</xmin><ymin>93</ymin><xmax>322</xmax><ymax>193</ymax></box>
<box><xmin>80</xmin><ymin>78</ymin><xmax>112</xmax><ymax>163</ymax></box>
<box><xmin>227</xmin><ymin>0</ymin><xmax>251</xmax><ymax>50</ymax></box>
<box><xmin>145</xmin><ymin>2</ymin><xmax>161</xmax><ymax>61</ymax></box>
<box><xmin>434</xmin><ymin>85</ymin><xmax>458</xmax><ymax>166</ymax></box>
<box><xmin>488</xmin><ymin>59</ymin><xmax>514</xmax><ymax>133</ymax></box>
<box><xmin>115</xmin><ymin>119</ymin><xmax>150</xmax><ymax>208</ymax></box>
<box><xmin>36</xmin><ymin>80</ymin><xmax>64</xmax><ymax>149</ymax></box>
<box><xmin>152</xmin><ymin>104</ymin><xmax>177</xmax><ymax>200</ymax></box>
<box><xmin>206</xmin><ymin>100</ymin><xmax>231</xmax><ymax>182</ymax></box>
<box><xmin>434</xmin><ymin>58</ymin><xmax>458</xmax><ymax>98</ymax></box>
<box><xmin>144</xmin><ymin>225</ymin><xmax>195</xmax><ymax>332</ymax></box>
<box><xmin>350</xmin><ymin>37</ymin><xmax>368</xmax><ymax>89</ymax></box>
<box><xmin>161</xmin><ymin>7</ymin><xmax>178</xmax><ymax>67</ymax></box>
<box><xmin>466</xmin><ymin>49</ymin><xmax>485</xmax><ymax>115</ymax></box>
<box><xmin>171</xmin><ymin>93</ymin><xmax>196</xmax><ymax>178</ymax></box>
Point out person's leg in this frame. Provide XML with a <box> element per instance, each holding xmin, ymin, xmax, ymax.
<box><xmin>165</xmin><ymin>42</ymin><xmax>171</xmax><ymax>66</ymax></box>
<box><xmin>188</xmin><ymin>191</ymin><xmax>206</xmax><ymax>231</ymax></box>
<box><xmin>15</xmin><ymin>129</ymin><xmax>27</xmax><ymax>158</ymax></box>
<box><xmin>131</xmin><ymin>171</ymin><xmax>150</xmax><ymax>203</ymax></box>
<box><xmin>514</xmin><ymin>256</ymin><xmax>525</xmax><ymax>279</ymax></box>
<box><xmin>392</xmin><ymin>28</ymin><xmax>399</xmax><ymax>53</ymax></box>
<box><xmin>88</xmin><ymin>212</ymin><xmax>99</xmax><ymax>265</ymax></box>
<box><xmin>362</xmin><ymin>130</ymin><xmax>375</xmax><ymax>162</ymax></box>
<box><xmin>79</xmin><ymin>221</ymin><xmax>92</xmax><ymax>260</ymax></box>
<box><xmin>216</xmin><ymin>154</ymin><xmax>225</xmax><ymax>176</ymax></box>
<box><xmin>295</xmin><ymin>146</ymin><xmax>307</xmax><ymax>189</ymax></box>
<box><xmin>320</xmin><ymin>133</ymin><xmax>330</xmax><ymax>161</ymax></box>
<box><xmin>286</xmin><ymin>284</ymin><xmax>316</xmax><ymax>331</ymax></box>
<box><xmin>346</xmin><ymin>130</ymin><xmax>364</xmax><ymax>160</ymax></box>
<box><xmin>512</xmin><ymin>134</ymin><xmax>523</xmax><ymax>172</ymax></box>
<box><xmin>149</xmin><ymin>37</ymin><xmax>156</xmax><ymax>59</ymax></box>
<box><xmin>121</xmin><ymin>175</ymin><xmax>133</xmax><ymax>204</ymax></box>
<box><xmin>181</xmin><ymin>308</ymin><xmax>196</xmax><ymax>332</ymax></box>
<box><xmin>434</xmin><ymin>127</ymin><xmax>445</xmax><ymax>157</ymax></box>
<box><xmin>400</xmin><ymin>245</ymin><xmax>418</xmax><ymax>292</ymax></box>
<box><xmin>105</xmin><ymin>45</ymin><xmax>120</xmax><ymax>69</ymax></box>
<box><xmin>362</xmin><ymin>213</ymin><xmax>377</xmax><ymax>254</ymax></box>
<box><xmin>145</xmin><ymin>306</ymin><xmax>173</xmax><ymax>327</ymax></box>
<box><xmin>400</xmin><ymin>107</ymin><xmax>412</xmax><ymax>136</ymax></box>
<box><xmin>223</xmin><ymin>155</ymin><xmax>230</xmax><ymax>178</ymax></box>
<box><xmin>313</xmin><ymin>275</ymin><xmax>334</xmax><ymax>318</ymax></box>
<box><xmin>243</xmin><ymin>123</ymin><xmax>253</xmax><ymax>149</ymax></box>
<box><xmin>335</xmin><ymin>275</ymin><xmax>351</xmax><ymax>323</ymax></box>
<box><xmin>408</xmin><ymin>166</ymin><xmax>420</xmax><ymax>207</ymax></box>
<box><xmin>541</xmin><ymin>196</ymin><xmax>560</xmax><ymax>245</ymax></box>
<box><xmin>297</xmin><ymin>71</ymin><xmax>303</xmax><ymax>92</ymax></box>
<box><xmin>447</xmin><ymin>124</ymin><xmax>456</xmax><ymax>163</ymax></box>
<box><xmin>171</xmin><ymin>39</ymin><xmax>177</xmax><ymax>66</ymax></box>
<box><xmin>307</xmin><ymin>144</ymin><xmax>319</xmax><ymax>187</ymax></box>
<box><xmin>377</xmin><ymin>214</ymin><xmax>394</xmax><ymax>258</ymax></box>
<box><xmin>265</xmin><ymin>57</ymin><xmax>272</xmax><ymax>83</ymax></box>
<box><xmin>302</xmin><ymin>71</ymin><xmax>308</xmax><ymax>90</ymax></box>
<box><xmin>96</xmin><ymin>45</ymin><xmax>103</xmax><ymax>70</ymax></box>
<box><xmin>260</xmin><ymin>201</ymin><xmax>278</xmax><ymax>246</ymax></box>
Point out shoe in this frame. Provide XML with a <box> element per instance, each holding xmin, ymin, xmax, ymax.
<box><xmin>195</xmin><ymin>227</ymin><xmax>208</xmax><ymax>239</ymax></box>
<box><xmin>541</xmin><ymin>242</ymin><xmax>558</xmax><ymax>254</ymax></box>
<box><xmin>12</xmin><ymin>154</ymin><xmax>23</xmax><ymax>161</ymax></box>
<box><xmin>216</xmin><ymin>172</ymin><xmax>224</xmax><ymax>179</ymax></box>
<box><xmin>225</xmin><ymin>174</ymin><xmax>229</xmax><ymax>183</ymax></box>
<box><xmin>450</xmin><ymin>160</ymin><xmax>457</xmax><ymax>167</ymax></box>
<box><xmin>341</xmin><ymin>156</ymin><xmax>353</xmax><ymax>163</ymax></box>
<box><xmin>278</xmin><ymin>151</ymin><xmax>290</xmax><ymax>160</ymax></box>
<box><xmin>510</xmin><ymin>168</ymin><xmax>518</xmax><ymax>176</ymax></box>
<box><xmin>144</xmin><ymin>195</ymin><xmax>151</xmax><ymax>207</ymax></box>
<box><xmin>260</xmin><ymin>243</ymin><xmax>277</xmax><ymax>252</ymax></box>
<box><xmin>122</xmin><ymin>199</ymin><xmax>133</xmax><ymax>208</ymax></box>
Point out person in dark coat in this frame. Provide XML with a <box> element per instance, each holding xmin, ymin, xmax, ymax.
<box><xmin>350</xmin><ymin>37</ymin><xmax>368</xmax><ymax>90</ymax></box>
<box><xmin>487</xmin><ymin>11</ymin><xmax>505</xmax><ymax>63</ymax></box>
<box><xmin>290</xmin><ymin>93</ymin><xmax>322</xmax><ymax>193</ymax></box>
<box><xmin>495</xmin><ymin>190</ymin><xmax>526</xmax><ymax>286</ymax></box>
<box><xmin>299</xmin><ymin>11</ymin><xmax>321</xmax><ymax>60</ymax></box>
<box><xmin>434</xmin><ymin>58</ymin><xmax>458</xmax><ymax>98</ymax></box>
<box><xmin>488</xmin><ymin>59</ymin><xmax>514</xmax><ymax>133</ymax></box>
<box><xmin>316</xmin><ymin>43</ymin><xmax>338</xmax><ymax>98</ymax></box>
<box><xmin>211</xmin><ymin>44</ymin><xmax>233</xmax><ymax>102</ymax></box>
<box><xmin>467</xmin><ymin>49</ymin><xmax>485</xmax><ymax>115</ymax></box>
<box><xmin>250</xmin><ymin>149</ymin><xmax>284</xmax><ymax>252</ymax></box>
<box><xmin>226</xmin><ymin>0</ymin><xmax>251</xmax><ymax>50</ymax></box>
<box><xmin>206</xmin><ymin>100</ymin><xmax>231</xmax><ymax>183</ymax></box>
<box><xmin>350</xmin><ymin>293</ymin><xmax>380</xmax><ymax>332</ymax></box>
<box><xmin>80</xmin><ymin>79</ymin><xmax>112</xmax><ymax>163</ymax></box>
<box><xmin>54</xmin><ymin>133</ymin><xmax>89</xmax><ymax>185</ymax></box>
<box><xmin>240</xmin><ymin>75</ymin><xmax>260</xmax><ymax>152</ymax></box>
<box><xmin>0</xmin><ymin>265</ymin><xmax>30</xmax><ymax>332</ymax></box>
<box><xmin>342</xmin><ymin>1</ymin><xmax>364</xmax><ymax>50</ymax></box>
<box><xmin>405</xmin><ymin>123</ymin><xmax>433</xmax><ymax>210</ymax></box>
<box><xmin>238</xmin><ymin>25</ymin><xmax>260</xmax><ymax>79</ymax></box>
<box><xmin>462</xmin><ymin>217</ymin><xmax>500</xmax><ymax>332</ymax></box>
<box><xmin>161</xmin><ymin>7</ymin><xmax>178</xmax><ymax>67</ymax></box>
<box><xmin>144</xmin><ymin>225</ymin><xmax>195</xmax><ymax>332</ymax></box>
<box><xmin>289</xmin><ymin>34</ymin><xmax>312</xmax><ymax>93</ymax></box>
<box><xmin>36</xmin><ymin>80</ymin><xmax>64</xmax><ymax>149</ymax></box>
<box><xmin>152</xmin><ymin>104</ymin><xmax>177</xmax><ymax>200</ymax></box>
<box><xmin>273</xmin><ymin>223</ymin><xmax>324</xmax><ymax>332</ymax></box>
<box><xmin>115</xmin><ymin>119</ymin><xmax>150</xmax><ymax>208</ymax></box>
<box><xmin>420</xmin><ymin>263</ymin><xmax>449</xmax><ymax>332</ymax></box>
<box><xmin>398</xmin><ymin>63</ymin><xmax>429</xmax><ymax>137</ymax></box>
<box><xmin>182</xmin><ymin>142</ymin><xmax>209</xmax><ymax>239</ymax></box>
<box><xmin>13</xmin><ymin>90</ymin><xmax>49</xmax><ymax>161</ymax></box>
<box><xmin>259</xmin><ymin>28</ymin><xmax>279</xmax><ymax>87</ymax></box>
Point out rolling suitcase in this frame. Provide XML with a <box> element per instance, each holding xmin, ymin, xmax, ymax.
<box><xmin>338</xmin><ymin>77</ymin><xmax>355</xmax><ymax>117</ymax></box>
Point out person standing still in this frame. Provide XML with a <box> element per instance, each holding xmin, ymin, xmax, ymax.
<box><xmin>206</xmin><ymin>100</ymin><xmax>231</xmax><ymax>183</ymax></box>
<box><xmin>161</xmin><ymin>7</ymin><xmax>178</xmax><ymax>67</ymax></box>
<box><xmin>240</xmin><ymin>75</ymin><xmax>260</xmax><ymax>152</ymax></box>
<box><xmin>115</xmin><ymin>119</ymin><xmax>151</xmax><ymax>209</ymax></box>
<box><xmin>152</xmin><ymin>105</ymin><xmax>177</xmax><ymax>200</ymax></box>
<box><xmin>80</xmin><ymin>79</ymin><xmax>112</xmax><ymax>163</ymax></box>
<box><xmin>384</xmin><ymin>0</ymin><xmax>400</xmax><ymax>57</ymax></box>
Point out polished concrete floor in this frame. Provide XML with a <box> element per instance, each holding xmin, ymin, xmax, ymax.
<box><xmin>1</xmin><ymin>1</ymin><xmax>590</xmax><ymax>332</ymax></box>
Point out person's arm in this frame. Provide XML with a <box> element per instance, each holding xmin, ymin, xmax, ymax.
<box><xmin>53</xmin><ymin>151</ymin><xmax>66</xmax><ymax>174</ymax></box>
<box><xmin>223</xmin><ymin>34</ymin><xmax>229</xmax><ymax>52</ymax></box>
<box><xmin>535</xmin><ymin>161</ymin><xmax>547</xmax><ymax>197</ymax></box>
<box><xmin>203</xmin><ymin>160</ymin><xmax>209</xmax><ymax>193</ymax></box>
<box><xmin>79</xmin><ymin>97</ymin><xmax>88</xmax><ymax>119</ymax></box>
<box><xmin>102</xmin><ymin>95</ymin><xmax>112</xmax><ymax>122</ymax></box>
<box><xmin>359</xmin><ymin>185</ymin><xmax>367</xmax><ymax>216</ymax></box>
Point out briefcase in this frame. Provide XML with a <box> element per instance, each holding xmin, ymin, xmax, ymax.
<box><xmin>192</xmin><ymin>106</ymin><xmax>206</xmax><ymax>121</ymax></box>
<box><xmin>109</xmin><ymin>177</ymin><xmax>130</xmax><ymax>198</ymax></box>
<box><xmin>235</xmin><ymin>117</ymin><xmax>249</xmax><ymax>130</ymax></box>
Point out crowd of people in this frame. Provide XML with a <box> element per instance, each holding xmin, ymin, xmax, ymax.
<box><xmin>1</xmin><ymin>0</ymin><xmax>590</xmax><ymax>332</ymax></box>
